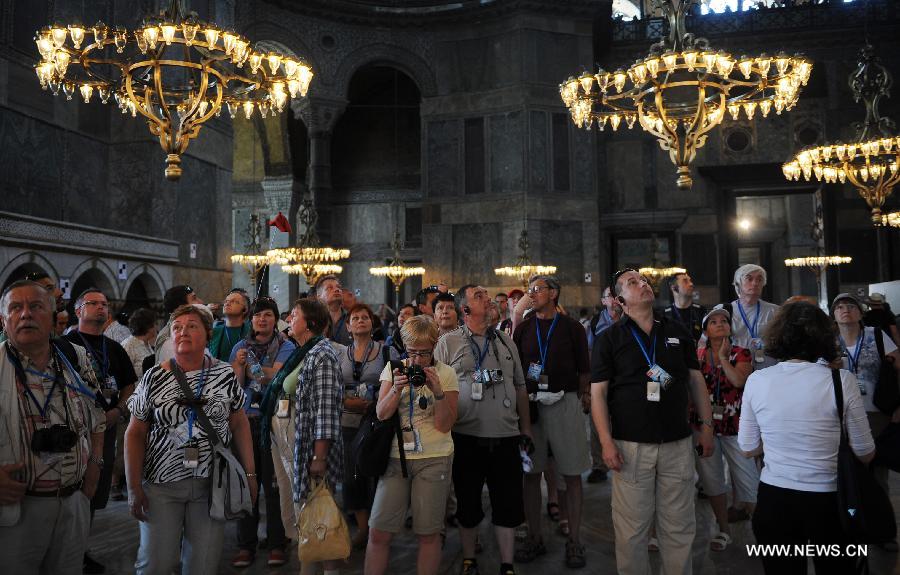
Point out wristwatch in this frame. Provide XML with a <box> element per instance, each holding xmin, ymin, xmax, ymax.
<box><xmin>698</xmin><ymin>418</ymin><xmax>714</xmax><ymax>428</ymax></box>
<box><xmin>88</xmin><ymin>455</ymin><xmax>105</xmax><ymax>468</ymax></box>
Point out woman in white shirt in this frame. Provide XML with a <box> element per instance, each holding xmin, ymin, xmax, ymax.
<box><xmin>738</xmin><ymin>301</ymin><xmax>874</xmax><ymax>575</ymax></box>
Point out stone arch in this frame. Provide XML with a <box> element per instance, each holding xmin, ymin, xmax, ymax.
<box><xmin>333</xmin><ymin>44</ymin><xmax>438</xmax><ymax>99</ymax></box>
<box><xmin>122</xmin><ymin>264</ymin><xmax>166</xmax><ymax>313</ymax></box>
<box><xmin>68</xmin><ymin>259</ymin><xmax>119</xmax><ymax>301</ymax></box>
<box><xmin>0</xmin><ymin>252</ymin><xmax>59</xmax><ymax>292</ymax></box>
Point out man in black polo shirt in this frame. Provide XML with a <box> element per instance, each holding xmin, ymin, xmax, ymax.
<box><xmin>65</xmin><ymin>288</ymin><xmax>137</xmax><ymax>574</ymax></box>
<box><xmin>662</xmin><ymin>272</ymin><xmax>706</xmax><ymax>342</ymax></box>
<box><xmin>590</xmin><ymin>270</ymin><xmax>713</xmax><ymax>575</ymax></box>
<box><xmin>513</xmin><ymin>275</ymin><xmax>591</xmax><ymax>568</ymax></box>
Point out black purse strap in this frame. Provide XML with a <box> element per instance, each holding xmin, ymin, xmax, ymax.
<box><xmin>874</xmin><ymin>328</ymin><xmax>886</xmax><ymax>359</ymax></box>
<box><xmin>170</xmin><ymin>359</ymin><xmax>222</xmax><ymax>448</ymax></box>
<box><xmin>831</xmin><ymin>368</ymin><xmax>848</xmax><ymax>444</ymax></box>
<box><xmin>390</xmin><ymin>364</ymin><xmax>409</xmax><ymax>479</ymax></box>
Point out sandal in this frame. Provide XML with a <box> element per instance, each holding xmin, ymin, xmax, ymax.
<box><xmin>648</xmin><ymin>537</ymin><xmax>659</xmax><ymax>552</ymax></box>
<box><xmin>565</xmin><ymin>539</ymin><xmax>587</xmax><ymax>568</ymax></box>
<box><xmin>557</xmin><ymin>519</ymin><xmax>570</xmax><ymax>537</ymax></box>
<box><xmin>710</xmin><ymin>531</ymin><xmax>732</xmax><ymax>552</ymax></box>
<box><xmin>547</xmin><ymin>501</ymin><xmax>560</xmax><ymax>522</ymax></box>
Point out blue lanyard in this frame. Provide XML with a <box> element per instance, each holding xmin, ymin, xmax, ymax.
<box><xmin>183</xmin><ymin>359</ymin><xmax>209</xmax><ymax>439</ymax></box>
<box><xmin>535</xmin><ymin>314</ymin><xmax>560</xmax><ymax>369</ymax></box>
<box><xmin>78</xmin><ymin>332</ymin><xmax>109</xmax><ymax>379</ymax></box>
<box><xmin>9</xmin><ymin>352</ymin><xmax>60</xmax><ymax>419</ymax></box>
<box><xmin>54</xmin><ymin>345</ymin><xmax>98</xmax><ymax>401</ymax></box>
<box><xmin>467</xmin><ymin>331</ymin><xmax>491</xmax><ymax>372</ymax></box>
<box><xmin>628</xmin><ymin>325</ymin><xmax>656</xmax><ymax>368</ymax></box>
<box><xmin>221</xmin><ymin>326</ymin><xmax>243</xmax><ymax>357</ymax></box>
<box><xmin>840</xmin><ymin>333</ymin><xmax>864</xmax><ymax>374</ymax></box>
<box><xmin>736</xmin><ymin>301</ymin><xmax>760</xmax><ymax>340</ymax></box>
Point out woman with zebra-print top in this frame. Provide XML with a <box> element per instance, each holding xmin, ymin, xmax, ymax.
<box><xmin>124</xmin><ymin>304</ymin><xmax>256</xmax><ymax>575</ymax></box>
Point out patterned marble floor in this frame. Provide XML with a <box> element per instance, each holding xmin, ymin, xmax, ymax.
<box><xmin>87</xmin><ymin>471</ymin><xmax>900</xmax><ymax>574</ymax></box>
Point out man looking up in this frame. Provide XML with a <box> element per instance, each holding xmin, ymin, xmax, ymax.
<box><xmin>209</xmin><ymin>289</ymin><xmax>251</xmax><ymax>362</ymax></box>
<box><xmin>0</xmin><ymin>280</ymin><xmax>107</xmax><ymax>574</ymax></box>
<box><xmin>513</xmin><ymin>275</ymin><xmax>591</xmax><ymax>568</ymax></box>
<box><xmin>64</xmin><ymin>288</ymin><xmax>137</xmax><ymax>574</ymax></box>
<box><xmin>315</xmin><ymin>275</ymin><xmax>351</xmax><ymax>345</ymax></box>
<box><xmin>663</xmin><ymin>273</ymin><xmax>706</xmax><ymax>342</ymax></box>
<box><xmin>591</xmin><ymin>269</ymin><xmax>714</xmax><ymax>575</ymax></box>
<box><xmin>435</xmin><ymin>285</ymin><xmax>532</xmax><ymax>575</ymax></box>
<box><xmin>730</xmin><ymin>264</ymin><xmax>779</xmax><ymax>369</ymax></box>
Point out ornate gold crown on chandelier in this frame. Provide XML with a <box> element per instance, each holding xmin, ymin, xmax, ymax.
<box><xmin>33</xmin><ymin>0</ymin><xmax>313</xmax><ymax>180</ymax></box>
<box><xmin>560</xmin><ymin>0</ymin><xmax>812</xmax><ymax>190</ymax></box>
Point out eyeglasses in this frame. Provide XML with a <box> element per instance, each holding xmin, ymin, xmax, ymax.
<box><xmin>79</xmin><ymin>300</ymin><xmax>109</xmax><ymax>309</ymax></box>
<box><xmin>527</xmin><ymin>286</ymin><xmax>550</xmax><ymax>295</ymax></box>
<box><xmin>406</xmin><ymin>349</ymin><xmax>433</xmax><ymax>357</ymax></box>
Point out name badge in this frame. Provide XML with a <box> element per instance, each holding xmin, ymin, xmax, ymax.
<box><xmin>712</xmin><ymin>405</ymin><xmax>725</xmax><ymax>421</ymax></box>
<box><xmin>646</xmin><ymin>364</ymin><xmax>673</xmax><ymax>389</ymax></box>
<box><xmin>647</xmin><ymin>381</ymin><xmax>661</xmax><ymax>402</ymax></box>
<box><xmin>276</xmin><ymin>398</ymin><xmax>291</xmax><ymax>418</ymax></box>
<box><xmin>858</xmin><ymin>381</ymin><xmax>867</xmax><ymax>396</ymax></box>
<box><xmin>103</xmin><ymin>375</ymin><xmax>117</xmax><ymax>390</ymax></box>
<box><xmin>402</xmin><ymin>428</ymin><xmax>422</xmax><ymax>453</ymax></box>
<box><xmin>183</xmin><ymin>444</ymin><xmax>200</xmax><ymax>469</ymax></box>
<box><xmin>526</xmin><ymin>362</ymin><xmax>542</xmax><ymax>382</ymax></box>
<box><xmin>471</xmin><ymin>380</ymin><xmax>483</xmax><ymax>401</ymax></box>
<box><xmin>751</xmin><ymin>338</ymin><xmax>765</xmax><ymax>363</ymax></box>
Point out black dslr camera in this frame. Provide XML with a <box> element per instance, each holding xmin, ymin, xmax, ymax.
<box><xmin>31</xmin><ymin>425</ymin><xmax>78</xmax><ymax>453</ymax></box>
<box><xmin>391</xmin><ymin>360</ymin><xmax>427</xmax><ymax>387</ymax></box>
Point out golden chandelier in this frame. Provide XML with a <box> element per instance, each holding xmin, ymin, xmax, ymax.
<box><xmin>269</xmin><ymin>199</ymin><xmax>350</xmax><ymax>287</ymax></box>
<box><xmin>494</xmin><ymin>228</ymin><xmax>557</xmax><ymax>289</ymax></box>
<box><xmin>370</xmin><ymin>230</ymin><xmax>425</xmax><ymax>291</ymax></box>
<box><xmin>33</xmin><ymin>0</ymin><xmax>313</xmax><ymax>180</ymax></box>
<box><xmin>560</xmin><ymin>0</ymin><xmax>811</xmax><ymax>190</ymax></box>
<box><xmin>783</xmin><ymin>45</ymin><xmax>898</xmax><ymax>225</ymax></box>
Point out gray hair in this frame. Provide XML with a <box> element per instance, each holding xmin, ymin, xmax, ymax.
<box><xmin>0</xmin><ymin>280</ymin><xmax>56</xmax><ymax>320</ymax></box>
<box><xmin>733</xmin><ymin>264</ymin><xmax>767</xmax><ymax>297</ymax></box>
<box><xmin>528</xmin><ymin>274</ymin><xmax>561</xmax><ymax>303</ymax></box>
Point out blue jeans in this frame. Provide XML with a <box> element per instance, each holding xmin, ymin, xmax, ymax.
<box><xmin>135</xmin><ymin>478</ymin><xmax>224</xmax><ymax>575</ymax></box>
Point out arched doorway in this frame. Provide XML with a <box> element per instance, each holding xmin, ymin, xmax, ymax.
<box><xmin>68</xmin><ymin>268</ymin><xmax>115</xmax><ymax>319</ymax></box>
<box><xmin>1</xmin><ymin>263</ymin><xmax>49</xmax><ymax>293</ymax></box>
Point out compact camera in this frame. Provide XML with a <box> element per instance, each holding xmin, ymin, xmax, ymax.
<box><xmin>392</xmin><ymin>361</ymin><xmax>427</xmax><ymax>387</ymax></box>
<box><xmin>31</xmin><ymin>424</ymin><xmax>78</xmax><ymax>453</ymax></box>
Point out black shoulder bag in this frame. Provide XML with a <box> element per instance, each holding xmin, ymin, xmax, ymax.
<box><xmin>832</xmin><ymin>368</ymin><xmax>896</xmax><ymax>550</ymax></box>
<box><xmin>872</xmin><ymin>329</ymin><xmax>899</xmax><ymax>416</ymax></box>
<box><xmin>350</xmin><ymin>346</ymin><xmax>408</xmax><ymax>478</ymax></box>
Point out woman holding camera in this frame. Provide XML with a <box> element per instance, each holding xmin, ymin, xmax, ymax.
<box><xmin>337</xmin><ymin>303</ymin><xmax>398</xmax><ymax>548</ymax></box>
<box><xmin>364</xmin><ymin>315</ymin><xmax>459</xmax><ymax>575</ymax></box>
<box><xmin>125</xmin><ymin>304</ymin><xmax>256</xmax><ymax>575</ymax></box>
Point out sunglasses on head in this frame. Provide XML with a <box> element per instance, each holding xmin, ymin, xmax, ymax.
<box><xmin>611</xmin><ymin>268</ymin><xmax>638</xmax><ymax>287</ymax></box>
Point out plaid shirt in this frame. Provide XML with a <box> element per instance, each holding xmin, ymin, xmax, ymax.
<box><xmin>292</xmin><ymin>339</ymin><xmax>344</xmax><ymax>502</ymax></box>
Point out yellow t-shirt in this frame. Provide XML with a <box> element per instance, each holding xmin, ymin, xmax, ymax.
<box><xmin>378</xmin><ymin>360</ymin><xmax>459</xmax><ymax>460</ymax></box>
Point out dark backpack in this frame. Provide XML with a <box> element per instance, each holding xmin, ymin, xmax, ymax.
<box><xmin>872</xmin><ymin>329</ymin><xmax>899</xmax><ymax>416</ymax></box>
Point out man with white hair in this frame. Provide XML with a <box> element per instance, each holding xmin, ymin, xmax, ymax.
<box><xmin>730</xmin><ymin>265</ymin><xmax>779</xmax><ymax>370</ymax></box>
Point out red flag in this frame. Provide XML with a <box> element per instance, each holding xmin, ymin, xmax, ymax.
<box><xmin>267</xmin><ymin>211</ymin><xmax>292</xmax><ymax>233</ymax></box>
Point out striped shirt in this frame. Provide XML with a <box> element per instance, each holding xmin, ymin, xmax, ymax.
<box><xmin>3</xmin><ymin>344</ymin><xmax>106</xmax><ymax>492</ymax></box>
<box><xmin>293</xmin><ymin>338</ymin><xmax>344</xmax><ymax>502</ymax></box>
<box><xmin>127</xmin><ymin>359</ymin><xmax>244</xmax><ymax>483</ymax></box>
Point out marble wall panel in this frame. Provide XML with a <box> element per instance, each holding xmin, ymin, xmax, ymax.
<box><xmin>108</xmin><ymin>143</ymin><xmax>156</xmax><ymax>237</ymax></box>
<box><xmin>63</xmin><ymin>132</ymin><xmax>110</xmax><ymax>229</ymax></box>
<box><xmin>490</xmin><ymin>111</ymin><xmax>523</xmax><ymax>193</ymax></box>
<box><xmin>540</xmin><ymin>220</ymin><xmax>583</xmax><ymax>285</ymax></box>
<box><xmin>573</xmin><ymin>126</ymin><xmax>594</xmax><ymax>195</ymax></box>
<box><xmin>530</xmin><ymin>111</ymin><xmax>548</xmax><ymax>193</ymax></box>
<box><xmin>607</xmin><ymin>139</ymin><xmax>644</xmax><ymax>211</ymax></box>
<box><xmin>452</xmin><ymin>223</ymin><xmax>501</xmax><ymax>287</ymax></box>
<box><xmin>426</xmin><ymin>119</ymin><xmax>460</xmax><ymax>197</ymax></box>
<box><xmin>171</xmin><ymin>157</ymin><xmax>218</xmax><ymax>268</ymax></box>
<box><xmin>0</xmin><ymin>107</ymin><xmax>64</xmax><ymax>219</ymax></box>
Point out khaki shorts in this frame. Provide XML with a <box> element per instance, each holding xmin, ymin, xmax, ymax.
<box><xmin>529</xmin><ymin>392</ymin><xmax>591</xmax><ymax>476</ymax></box>
<box><xmin>369</xmin><ymin>455</ymin><xmax>453</xmax><ymax>535</ymax></box>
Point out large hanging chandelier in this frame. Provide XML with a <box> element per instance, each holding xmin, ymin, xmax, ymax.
<box><xmin>268</xmin><ymin>198</ymin><xmax>350</xmax><ymax>287</ymax></box>
<box><xmin>370</xmin><ymin>231</ymin><xmax>425</xmax><ymax>289</ymax></box>
<box><xmin>494</xmin><ymin>228</ymin><xmax>557</xmax><ymax>289</ymax></box>
<box><xmin>33</xmin><ymin>0</ymin><xmax>313</xmax><ymax>180</ymax></box>
<box><xmin>881</xmin><ymin>211</ymin><xmax>900</xmax><ymax>227</ymax></box>
<box><xmin>560</xmin><ymin>0</ymin><xmax>812</xmax><ymax>190</ymax></box>
<box><xmin>783</xmin><ymin>44</ymin><xmax>898</xmax><ymax>225</ymax></box>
